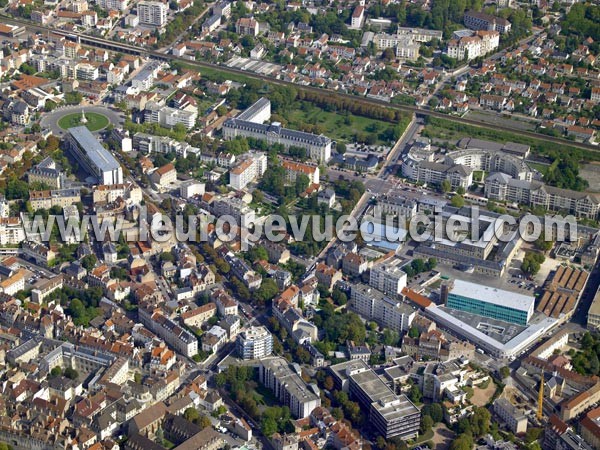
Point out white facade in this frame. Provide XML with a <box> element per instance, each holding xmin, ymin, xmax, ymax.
<box><xmin>137</xmin><ymin>0</ymin><xmax>168</xmax><ymax>26</ymax></box>
<box><xmin>98</xmin><ymin>0</ymin><xmax>127</xmax><ymax>11</ymax></box>
<box><xmin>350</xmin><ymin>283</ymin><xmax>415</xmax><ymax>333</ymax></box>
<box><xmin>229</xmin><ymin>152</ymin><xmax>267</xmax><ymax>190</ymax></box>
<box><xmin>236</xmin><ymin>326</ymin><xmax>273</xmax><ymax>360</ymax></box>
<box><xmin>369</xmin><ymin>260</ymin><xmax>408</xmax><ymax>296</ymax></box>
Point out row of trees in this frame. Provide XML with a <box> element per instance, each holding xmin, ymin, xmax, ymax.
<box><xmin>297</xmin><ymin>89</ymin><xmax>410</xmax><ymax>125</ymax></box>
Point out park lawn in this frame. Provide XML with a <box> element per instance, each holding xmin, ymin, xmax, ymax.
<box><xmin>284</xmin><ymin>103</ymin><xmax>397</xmax><ymax>145</ymax></box>
<box><xmin>58</xmin><ymin>112</ymin><xmax>109</xmax><ymax>132</ymax></box>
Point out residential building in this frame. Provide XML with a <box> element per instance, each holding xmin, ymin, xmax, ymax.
<box><xmin>236</xmin><ymin>326</ymin><xmax>273</xmax><ymax>360</ymax></box>
<box><xmin>315</xmin><ymin>263</ymin><xmax>342</xmax><ymax>290</ymax></box>
<box><xmin>29</xmin><ymin>189</ymin><xmax>81</xmax><ymax>210</ymax></box>
<box><xmin>28</xmin><ymin>157</ymin><xmax>63</xmax><ymax>189</ymax></box>
<box><xmin>137</xmin><ymin>0</ymin><xmax>168</xmax><ymax>26</ymax></box>
<box><xmin>150</xmin><ymin>163</ymin><xmax>177</xmax><ymax>192</ymax></box>
<box><xmin>350</xmin><ymin>6</ymin><xmax>364</xmax><ymax>29</ymax></box>
<box><xmin>485</xmin><ymin>173</ymin><xmax>600</xmax><ymax>220</ymax></box>
<box><xmin>342</xmin><ymin>253</ymin><xmax>368</xmax><ymax>277</ymax></box>
<box><xmin>350</xmin><ymin>283</ymin><xmax>416</xmax><ymax>333</ymax></box>
<box><xmin>98</xmin><ymin>0</ymin><xmax>127</xmax><ymax>10</ymax></box>
<box><xmin>0</xmin><ymin>218</ymin><xmax>25</xmax><ymax>245</ymax></box>
<box><xmin>369</xmin><ymin>258</ymin><xmax>408</xmax><ymax>296</ymax></box>
<box><xmin>464</xmin><ymin>10</ymin><xmax>511</xmax><ymax>33</ymax></box>
<box><xmin>259</xmin><ymin>356</ymin><xmax>321</xmax><ymax>418</ymax></box>
<box><xmin>580</xmin><ymin>407</ymin><xmax>600</xmax><ymax>449</ymax></box>
<box><xmin>317</xmin><ymin>189</ymin><xmax>336</xmax><ymax>208</ymax></box>
<box><xmin>181</xmin><ymin>303</ymin><xmax>217</xmax><ymax>328</ymax></box>
<box><xmin>21</xmin><ymin>241</ymin><xmax>55</xmax><ymax>266</ymax></box>
<box><xmin>138</xmin><ymin>304</ymin><xmax>198</xmax><ymax>357</ymax></box>
<box><xmin>144</xmin><ymin>103</ymin><xmax>197</xmax><ymax>130</ymax></box>
<box><xmin>282</xmin><ymin>160</ymin><xmax>320</xmax><ymax>185</ymax></box>
<box><xmin>229</xmin><ymin>152</ymin><xmax>267</xmax><ymax>190</ymax></box>
<box><xmin>494</xmin><ymin>398</ymin><xmax>527</xmax><ymax>434</ymax></box>
<box><xmin>236</xmin><ymin>17</ymin><xmax>259</xmax><ymax>36</ymax></box>
<box><xmin>0</xmin><ymin>268</ymin><xmax>26</xmax><ymax>296</ymax></box>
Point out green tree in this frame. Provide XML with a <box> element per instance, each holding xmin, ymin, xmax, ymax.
<box><xmin>499</xmin><ymin>366</ymin><xmax>510</xmax><ymax>379</ymax></box>
<box><xmin>80</xmin><ymin>254</ymin><xmax>97</xmax><ymax>271</ymax></box>
<box><xmin>64</xmin><ymin>367</ymin><xmax>78</xmax><ymax>380</ymax></box>
<box><xmin>420</xmin><ymin>415</ymin><xmax>434</xmax><ymax>434</ymax></box>
<box><xmin>450</xmin><ymin>195</ymin><xmax>465</xmax><ymax>208</ymax></box>
<box><xmin>184</xmin><ymin>407</ymin><xmax>200</xmax><ymax>423</ymax></box>
<box><xmin>441</xmin><ymin>179</ymin><xmax>451</xmax><ymax>193</ymax></box>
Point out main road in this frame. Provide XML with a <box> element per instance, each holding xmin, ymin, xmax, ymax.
<box><xmin>5</xmin><ymin>15</ymin><xmax>600</xmax><ymax>156</ymax></box>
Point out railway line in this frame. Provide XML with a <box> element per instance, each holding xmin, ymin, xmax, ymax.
<box><xmin>5</xmin><ymin>14</ymin><xmax>600</xmax><ymax>155</ymax></box>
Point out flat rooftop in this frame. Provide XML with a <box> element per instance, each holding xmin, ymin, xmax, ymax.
<box><xmin>450</xmin><ymin>279</ymin><xmax>535</xmax><ymax>313</ymax></box>
<box><xmin>69</xmin><ymin>126</ymin><xmax>121</xmax><ymax>172</ymax></box>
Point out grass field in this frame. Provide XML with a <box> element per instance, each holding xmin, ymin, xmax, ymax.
<box><xmin>283</xmin><ymin>102</ymin><xmax>398</xmax><ymax>145</ymax></box>
<box><xmin>58</xmin><ymin>112</ymin><xmax>109</xmax><ymax>132</ymax></box>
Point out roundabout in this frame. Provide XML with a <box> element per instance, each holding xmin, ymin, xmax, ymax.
<box><xmin>57</xmin><ymin>110</ymin><xmax>110</xmax><ymax>132</ymax></box>
<box><xmin>40</xmin><ymin>105</ymin><xmax>125</xmax><ymax>136</ymax></box>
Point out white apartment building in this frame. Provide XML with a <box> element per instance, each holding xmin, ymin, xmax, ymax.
<box><xmin>0</xmin><ymin>218</ymin><xmax>25</xmax><ymax>245</ymax></box>
<box><xmin>259</xmin><ymin>357</ymin><xmax>321</xmax><ymax>418</ymax></box>
<box><xmin>98</xmin><ymin>0</ymin><xmax>128</xmax><ymax>11</ymax></box>
<box><xmin>75</xmin><ymin>63</ymin><xmax>99</xmax><ymax>81</ymax></box>
<box><xmin>137</xmin><ymin>0</ymin><xmax>168</xmax><ymax>26</ymax></box>
<box><xmin>236</xmin><ymin>326</ymin><xmax>273</xmax><ymax>360</ymax></box>
<box><xmin>351</xmin><ymin>6</ymin><xmax>365</xmax><ymax>29</ymax></box>
<box><xmin>396</xmin><ymin>39</ymin><xmax>420</xmax><ymax>60</ymax></box>
<box><xmin>350</xmin><ymin>283</ymin><xmax>415</xmax><ymax>333</ymax></box>
<box><xmin>369</xmin><ymin>258</ymin><xmax>408</xmax><ymax>296</ymax></box>
<box><xmin>229</xmin><ymin>152</ymin><xmax>267</xmax><ymax>190</ymax></box>
<box><xmin>447</xmin><ymin>31</ymin><xmax>499</xmax><ymax>61</ymax></box>
<box><xmin>144</xmin><ymin>103</ymin><xmax>197</xmax><ymax>130</ymax></box>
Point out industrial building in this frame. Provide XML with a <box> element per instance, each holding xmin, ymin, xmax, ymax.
<box><xmin>64</xmin><ymin>126</ymin><xmax>123</xmax><ymax>185</ymax></box>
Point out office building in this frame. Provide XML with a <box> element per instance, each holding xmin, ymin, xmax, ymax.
<box><xmin>442</xmin><ymin>279</ymin><xmax>535</xmax><ymax>326</ymax></box>
<box><xmin>137</xmin><ymin>0</ymin><xmax>168</xmax><ymax>26</ymax></box>
<box><xmin>64</xmin><ymin>126</ymin><xmax>123</xmax><ymax>185</ymax></box>
<box><xmin>350</xmin><ymin>283</ymin><xmax>416</xmax><ymax>333</ymax></box>
<box><xmin>330</xmin><ymin>360</ymin><xmax>420</xmax><ymax>439</ymax></box>
<box><xmin>259</xmin><ymin>356</ymin><xmax>321</xmax><ymax>418</ymax></box>
<box><xmin>236</xmin><ymin>326</ymin><xmax>273</xmax><ymax>360</ymax></box>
